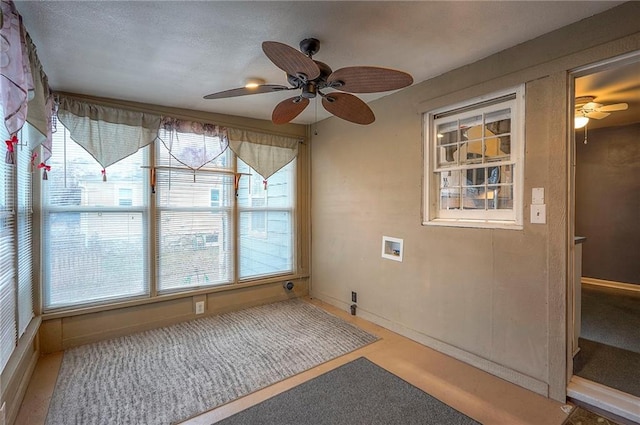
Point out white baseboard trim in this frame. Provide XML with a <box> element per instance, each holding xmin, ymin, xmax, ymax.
<box><xmin>311</xmin><ymin>290</ymin><xmax>549</xmax><ymax>397</ymax></box>
<box><xmin>582</xmin><ymin>277</ymin><xmax>640</xmax><ymax>293</ymax></box>
<box><xmin>568</xmin><ymin>376</ymin><xmax>640</xmax><ymax>423</ymax></box>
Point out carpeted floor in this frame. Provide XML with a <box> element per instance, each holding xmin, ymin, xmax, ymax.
<box><xmin>580</xmin><ymin>285</ymin><xmax>640</xmax><ymax>353</ymax></box>
<box><xmin>576</xmin><ymin>285</ymin><xmax>640</xmax><ymax>397</ymax></box>
<box><xmin>574</xmin><ymin>338</ymin><xmax>640</xmax><ymax>398</ymax></box>
<box><xmin>216</xmin><ymin>357</ymin><xmax>480</xmax><ymax>425</ymax></box>
<box><xmin>45</xmin><ymin>299</ymin><xmax>377</xmax><ymax>425</ymax></box>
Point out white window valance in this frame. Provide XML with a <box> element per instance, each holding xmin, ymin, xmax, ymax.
<box><xmin>57</xmin><ymin>96</ymin><xmax>161</xmax><ymax>170</ymax></box>
<box><xmin>228</xmin><ymin>128</ymin><xmax>299</xmax><ymax>180</ymax></box>
<box><xmin>54</xmin><ymin>96</ymin><xmax>300</xmax><ymax>179</ymax></box>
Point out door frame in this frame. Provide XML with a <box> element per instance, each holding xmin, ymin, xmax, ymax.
<box><xmin>565</xmin><ymin>50</ymin><xmax>640</xmax><ymax>423</ymax></box>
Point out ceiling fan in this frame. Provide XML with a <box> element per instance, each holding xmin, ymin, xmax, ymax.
<box><xmin>575</xmin><ymin>95</ymin><xmax>628</xmax><ymax>123</ymax></box>
<box><xmin>203</xmin><ymin>38</ymin><xmax>413</xmax><ymax>125</ymax></box>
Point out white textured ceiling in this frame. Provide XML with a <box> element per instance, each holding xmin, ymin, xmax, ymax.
<box><xmin>15</xmin><ymin>1</ymin><xmax>625</xmax><ymax>125</ymax></box>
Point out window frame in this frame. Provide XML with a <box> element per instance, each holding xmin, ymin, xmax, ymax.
<box><xmin>423</xmin><ymin>85</ymin><xmax>525</xmax><ymax>229</ymax></box>
<box><xmin>41</xmin><ymin>131</ymin><xmax>151</xmax><ymax>310</ymax></box>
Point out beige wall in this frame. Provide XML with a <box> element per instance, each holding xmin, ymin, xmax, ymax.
<box><xmin>40</xmin><ymin>279</ymin><xmax>309</xmax><ymax>353</ymax></box>
<box><xmin>310</xmin><ymin>2</ymin><xmax>640</xmax><ymax>402</ymax></box>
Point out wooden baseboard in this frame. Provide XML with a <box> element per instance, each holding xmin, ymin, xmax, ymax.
<box><xmin>581</xmin><ymin>277</ymin><xmax>640</xmax><ymax>293</ymax></box>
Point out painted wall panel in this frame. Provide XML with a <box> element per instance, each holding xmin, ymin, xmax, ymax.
<box><xmin>310</xmin><ymin>2</ymin><xmax>640</xmax><ymax>401</ymax></box>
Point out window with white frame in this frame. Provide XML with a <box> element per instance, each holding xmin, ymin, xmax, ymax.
<box><xmin>237</xmin><ymin>159</ymin><xmax>295</xmax><ymax>280</ymax></box>
<box><xmin>41</xmin><ymin>121</ymin><xmax>298</xmax><ymax>309</ymax></box>
<box><xmin>42</xmin><ymin>127</ymin><xmax>149</xmax><ymax>309</ymax></box>
<box><xmin>423</xmin><ymin>86</ymin><xmax>524</xmax><ymax>228</ymax></box>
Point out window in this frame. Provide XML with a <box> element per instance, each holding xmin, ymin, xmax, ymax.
<box><xmin>423</xmin><ymin>86</ymin><xmax>524</xmax><ymax>228</ymax></box>
<box><xmin>237</xmin><ymin>159</ymin><xmax>295</xmax><ymax>280</ymax></box>
<box><xmin>41</xmin><ymin>120</ymin><xmax>298</xmax><ymax>309</ymax></box>
<box><xmin>156</xmin><ymin>145</ymin><xmax>235</xmax><ymax>292</ymax></box>
<box><xmin>43</xmin><ymin>127</ymin><xmax>149</xmax><ymax>309</ymax></box>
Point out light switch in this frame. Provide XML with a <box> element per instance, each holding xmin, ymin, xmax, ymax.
<box><xmin>532</xmin><ymin>187</ymin><xmax>544</xmax><ymax>205</ymax></box>
<box><xmin>531</xmin><ymin>204</ymin><xmax>546</xmax><ymax>224</ymax></box>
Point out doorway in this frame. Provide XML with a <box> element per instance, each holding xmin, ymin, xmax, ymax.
<box><xmin>567</xmin><ymin>52</ymin><xmax>640</xmax><ymax>423</ymax></box>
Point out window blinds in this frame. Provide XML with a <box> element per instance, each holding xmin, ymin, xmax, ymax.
<box><xmin>0</xmin><ymin>106</ymin><xmax>17</xmax><ymax>373</ymax></box>
<box><xmin>17</xmin><ymin>128</ymin><xmax>34</xmax><ymax>335</ymax></box>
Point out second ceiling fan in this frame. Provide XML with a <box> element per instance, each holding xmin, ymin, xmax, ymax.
<box><xmin>203</xmin><ymin>38</ymin><xmax>413</xmax><ymax>125</ymax></box>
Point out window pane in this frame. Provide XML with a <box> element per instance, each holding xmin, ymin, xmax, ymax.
<box><xmin>156</xmin><ymin>170</ymin><xmax>234</xmax><ymax>291</ymax></box>
<box><xmin>437</xmin><ymin>121</ymin><xmax>458</xmax><ymax>166</ymax></box>
<box><xmin>439</xmin><ymin>171</ymin><xmax>461</xmax><ymax>210</ymax></box>
<box><xmin>239</xmin><ymin>211</ymin><xmax>293</xmax><ymax>278</ymax></box>
<box><xmin>44</xmin><ymin>212</ymin><xmax>147</xmax><ymax>308</ymax></box>
<box><xmin>158</xmin><ymin>210</ymin><xmax>233</xmax><ymax>290</ymax></box>
<box><xmin>485</xmin><ymin>110</ymin><xmax>511</xmax><ymax>161</ymax></box>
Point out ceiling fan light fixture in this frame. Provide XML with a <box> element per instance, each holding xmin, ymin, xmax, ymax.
<box><xmin>244</xmin><ymin>78</ymin><xmax>266</xmax><ymax>89</ymax></box>
<box><xmin>575</xmin><ymin>115</ymin><xmax>589</xmax><ymax>129</ymax></box>
<box><xmin>206</xmin><ymin>39</ymin><xmax>413</xmax><ymax>125</ymax></box>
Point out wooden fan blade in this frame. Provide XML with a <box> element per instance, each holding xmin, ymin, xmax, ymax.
<box><xmin>599</xmin><ymin>103</ymin><xmax>628</xmax><ymax>112</ymax></box>
<box><xmin>204</xmin><ymin>84</ymin><xmax>290</xmax><ymax>100</ymax></box>
<box><xmin>327</xmin><ymin>66</ymin><xmax>413</xmax><ymax>93</ymax></box>
<box><xmin>585</xmin><ymin>111</ymin><xmax>610</xmax><ymax>120</ymax></box>
<box><xmin>262</xmin><ymin>41</ymin><xmax>320</xmax><ymax>81</ymax></box>
<box><xmin>322</xmin><ymin>92</ymin><xmax>375</xmax><ymax>125</ymax></box>
<box><xmin>272</xmin><ymin>96</ymin><xmax>310</xmax><ymax>125</ymax></box>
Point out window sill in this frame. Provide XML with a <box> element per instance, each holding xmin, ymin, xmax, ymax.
<box><xmin>42</xmin><ymin>273</ymin><xmax>309</xmax><ymax>320</ymax></box>
<box><xmin>423</xmin><ymin>218</ymin><xmax>523</xmax><ymax>230</ymax></box>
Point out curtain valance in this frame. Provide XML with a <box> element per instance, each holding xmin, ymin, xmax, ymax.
<box><xmin>24</xmin><ymin>33</ymin><xmax>54</xmax><ymax>164</ymax></box>
<box><xmin>54</xmin><ymin>96</ymin><xmax>301</xmax><ymax>179</ymax></box>
<box><xmin>1</xmin><ymin>0</ymin><xmax>33</xmax><ymax>135</ymax></box>
<box><xmin>157</xmin><ymin>116</ymin><xmax>229</xmax><ymax>170</ymax></box>
<box><xmin>228</xmin><ymin>128</ymin><xmax>299</xmax><ymax>180</ymax></box>
<box><xmin>57</xmin><ymin>96</ymin><xmax>161</xmax><ymax>170</ymax></box>
<box><xmin>1</xmin><ymin>0</ymin><xmax>55</xmax><ymax>170</ymax></box>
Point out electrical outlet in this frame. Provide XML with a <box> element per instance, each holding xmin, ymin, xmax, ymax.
<box><xmin>195</xmin><ymin>301</ymin><xmax>205</xmax><ymax>315</ymax></box>
<box><xmin>351</xmin><ymin>291</ymin><xmax>357</xmax><ymax>303</ymax></box>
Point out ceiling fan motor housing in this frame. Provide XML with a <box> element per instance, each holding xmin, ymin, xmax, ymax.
<box><xmin>302</xmin><ymin>82</ymin><xmax>317</xmax><ymax>99</ymax></box>
<box><xmin>299</xmin><ymin>38</ymin><xmax>320</xmax><ymax>57</ymax></box>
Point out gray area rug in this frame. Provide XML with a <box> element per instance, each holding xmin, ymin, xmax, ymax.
<box><xmin>216</xmin><ymin>357</ymin><xmax>480</xmax><ymax>425</ymax></box>
<box><xmin>45</xmin><ymin>299</ymin><xmax>377</xmax><ymax>425</ymax></box>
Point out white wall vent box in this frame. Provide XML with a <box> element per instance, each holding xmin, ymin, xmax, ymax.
<box><xmin>382</xmin><ymin>236</ymin><xmax>403</xmax><ymax>262</ymax></box>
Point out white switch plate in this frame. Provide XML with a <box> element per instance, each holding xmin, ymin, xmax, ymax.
<box><xmin>195</xmin><ymin>301</ymin><xmax>205</xmax><ymax>314</ymax></box>
<box><xmin>532</xmin><ymin>187</ymin><xmax>544</xmax><ymax>205</ymax></box>
<box><xmin>531</xmin><ymin>204</ymin><xmax>546</xmax><ymax>224</ymax></box>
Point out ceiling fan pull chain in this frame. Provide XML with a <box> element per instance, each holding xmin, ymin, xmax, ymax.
<box><xmin>583</xmin><ymin>124</ymin><xmax>588</xmax><ymax>144</ymax></box>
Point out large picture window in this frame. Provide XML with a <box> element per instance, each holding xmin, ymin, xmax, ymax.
<box><xmin>423</xmin><ymin>86</ymin><xmax>525</xmax><ymax>228</ymax></box>
<box><xmin>42</xmin><ymin>122</ymin><xmax>298</xmax><ymax>309</ymax></box>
